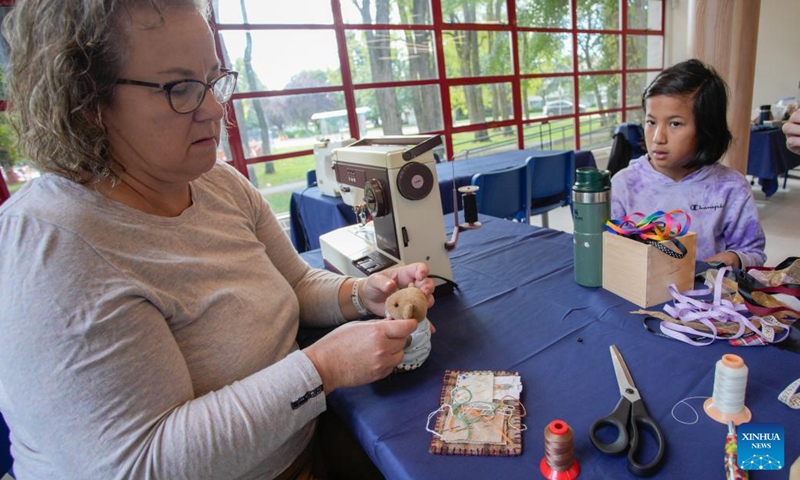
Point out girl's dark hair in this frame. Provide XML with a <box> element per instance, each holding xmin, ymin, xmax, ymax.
<box><xmin>642</xmin><ymin>58</ymin><xmax>732</xmax><ymax>168</ymax></box>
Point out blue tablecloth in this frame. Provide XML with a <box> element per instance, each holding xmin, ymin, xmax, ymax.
<box><xmin>748</xmin><ymin>127</ymin><xmax>800</xmax><ymax>197</ymax></box>
<box><xmin>290</xmin><ymin>149</ymin><xmax>596</xmax><ymax>252</ymax></box>
<box><xmin>0</xmin><ymin>412</ymin><xmax>10</xmax><ymax>477</ymax></box>
<box><xmin>300</xmin><ymin>215</ymin><xmax>800</xmax><ymax>480</ymax></box>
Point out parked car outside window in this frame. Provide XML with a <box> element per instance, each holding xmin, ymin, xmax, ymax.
<box><xmin>543</xmin><ymin>100</ymin><xmax>586</xmax><ymax>117</ymax></box>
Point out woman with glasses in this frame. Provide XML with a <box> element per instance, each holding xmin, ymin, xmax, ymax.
<box><xmin>0</xmin><ymin>1</ymin><xmax>433</xmax><ymax>479</ymax></box>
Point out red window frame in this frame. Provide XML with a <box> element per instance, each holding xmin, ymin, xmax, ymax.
<box><xmin>0</xmin><ymin>0</ymin><xmax>665</xmax><ymax>205</ymax></box>
<box><xmin>213</xmin><ymin>0</ymin><xmax>665</xmax><ymax>180</ymax></box>
<box><xmin>0</xmin><ymin>0</ymin><xmax>13</xmax><ymax>204</ymax></box>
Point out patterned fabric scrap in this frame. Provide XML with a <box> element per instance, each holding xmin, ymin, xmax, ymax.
<box><xmin>428</xmin><ymin>370</ymin><xmax>525</xmax><ymax>456</ymax></box>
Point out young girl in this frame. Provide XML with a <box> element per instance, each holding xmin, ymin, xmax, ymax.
<box><xmin>611</xmin><ymin>59</ymin><xmax>766</xmax><ymax>268</ymax></box>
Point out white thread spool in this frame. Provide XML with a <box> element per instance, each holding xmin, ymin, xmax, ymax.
<box><xmin>703</xmin><ymin>354</ymin><xmax>752</xmax><ymax>425</ymax></box>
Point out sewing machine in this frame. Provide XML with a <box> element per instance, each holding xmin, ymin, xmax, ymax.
<box><xmin>319</xmin><ymin>135</ymin><xmax>454</xmax><ymax>296</ymax></box>
<box><xmin>314</xmin><ymin>138</ymin><xmax>355</xmax><ymax>197</ymax></box>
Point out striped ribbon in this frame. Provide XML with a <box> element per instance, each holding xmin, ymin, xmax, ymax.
<box><xmin>657</xmin><ymin>267</ymin><xmax>790</xmax><ymax>346</ymax></box>
<box><xmin>779</xmin><ymin>378</ymin><xmax>800</xmax><ymax>409</ymax></box>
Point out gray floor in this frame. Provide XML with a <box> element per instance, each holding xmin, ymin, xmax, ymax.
<box><xmin>536</xmin><ymin>171</ymin><xmax>799</xmax><ymax>267</ymax></box>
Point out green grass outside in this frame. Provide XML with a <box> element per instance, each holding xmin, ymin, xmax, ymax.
<box><xmin>250</xmin><ymin>152</ymin><xmax>314</xmax><ymax>214</ymax></box>
<box><xmin>451</xmin><ymin>115</ymin><xmax>612</xmax><ymax>158</ymax></box>
<box><xmin>245</xmin><ymin>115</ymin><xmax>614</xmax><ymax>215</ymax></box>
<box><xmin>263</xmin><ymin>191</ymin><xmax>292</xmax><ymax>215</ymax></box>
<box><xmin>5</xmin><ymin>172</ymin><xmax>300</xmax><ymax>215</ymax></box>
<box><xmin>3</xmin><ymin>116</ymin><xmax>612</xmax><ymax>216</ymax></box>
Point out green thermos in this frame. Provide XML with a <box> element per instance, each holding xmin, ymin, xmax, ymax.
<box><xmin>572</xmin><ymin>167</ymin><xmax>611</xmax><ymax>287</ymax></box>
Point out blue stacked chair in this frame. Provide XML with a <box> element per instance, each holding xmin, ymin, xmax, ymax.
<box><xmin>470</xmin><ymin>164</ymin><xmax>530</xmax><ymax>223</ymax></box>
<box><xmin>525</xmin><ymin>151</ymin><xmax>575</xmax><ymax>228</ymax></box>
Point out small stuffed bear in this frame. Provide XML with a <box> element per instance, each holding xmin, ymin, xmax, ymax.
<box><xmin>384</xmin><ymin>283</ymin><xmax>432</xmax><ymax>372</ymax></box>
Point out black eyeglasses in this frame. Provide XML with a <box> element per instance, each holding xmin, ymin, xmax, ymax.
<box><xmin>115</xmin><ymin>69</ymin><xmax>238</xmax><ymax>114</ymax></box>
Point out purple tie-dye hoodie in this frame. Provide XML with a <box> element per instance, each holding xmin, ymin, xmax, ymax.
<box><xmin>610</xmin><ymin>155</ymin><xmax>767</xmax><ymax>267</ymax></box>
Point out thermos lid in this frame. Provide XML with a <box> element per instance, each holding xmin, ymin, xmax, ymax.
<box><xmin>573</xmin><ymin>167</ymin><xmax>611</xmax><ymax>193</ymax></box>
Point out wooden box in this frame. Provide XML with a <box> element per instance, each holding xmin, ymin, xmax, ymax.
<box><xmin>602</xmin><ymin>231</ymin><xmax>697</xmax><ymax>308</ymax></box>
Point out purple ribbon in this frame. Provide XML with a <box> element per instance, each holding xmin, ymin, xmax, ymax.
<box><xmin>658</xmin><ymin>267</ymin><xmax>790</xmax><ymax>346</ymax></box>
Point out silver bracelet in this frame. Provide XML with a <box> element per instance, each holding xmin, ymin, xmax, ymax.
<box><xmin>351</xmin><ymin>278</ymin><xmax>370</xmax><ymax>317</ymax></box>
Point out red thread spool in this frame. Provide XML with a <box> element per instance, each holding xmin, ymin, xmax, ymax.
<box><xmin>540</xmin><ymin>420</ymin><xmax>580</xmax><ymax>480</ymax></box>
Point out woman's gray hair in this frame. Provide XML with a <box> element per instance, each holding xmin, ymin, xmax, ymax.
<box><xmin>2</xmin><ymin>0</ymin><xmax>210</xmax><ymax>184</ymax></box>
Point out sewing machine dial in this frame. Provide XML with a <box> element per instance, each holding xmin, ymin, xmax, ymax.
<box><xmin>396</xmin><ymin>162</ymin><xmax>434</xmax><ymax>201</ymax></box>
<box><xmin>364</xmin><ymin>179</ymin><xmax>389</xmax><ymax>217</ymax></box>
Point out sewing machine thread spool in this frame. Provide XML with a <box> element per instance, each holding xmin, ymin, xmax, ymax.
<box><xmin>458</xmin><ymin>185</ymin><xmax>481</xmax><ymax>228</ymax></box>
<box><xmin>703</xmin><ymin>354</ymin><xmax>752</xmax><ymax>425</ymax></box>
<box><xmin>540</xmin><ymin>420</ymin><xmax>580</xmax><ymax>480</ymax></box>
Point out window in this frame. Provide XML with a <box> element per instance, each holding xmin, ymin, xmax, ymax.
<box><xmin>0</xmin><ymin>0</ymin><xmax>664</xmax><ymax>208</ymax></box>
<box><xmin>212</xmin><ymin>0</ymin><xmax>664</xmax><ymax>214</ymax></box>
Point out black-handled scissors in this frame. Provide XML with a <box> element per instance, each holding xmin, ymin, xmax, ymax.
<box><xmin>589</xmin><ymin>345</ymin><xmax>666</xmax><ymax>477</ymax></box>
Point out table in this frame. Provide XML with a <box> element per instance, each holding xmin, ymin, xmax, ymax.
<box><xmin>0</xmin><ymin>413</ymin><xmax>9</xmax><ymax>477</ymax></box>
<box><xmin>747</xmin><ymin>127</ymin><xmax>800</xmax><ymax>197</ymax></box>
<box><xmin>290</xmin><ymin>149</ymin><xmax>596</xmax><ymax>252</ymax></box>
<box><xmin>300</xmin><ymin>215</ymin><xmax>800</xmax><ymax>480</ymax></box>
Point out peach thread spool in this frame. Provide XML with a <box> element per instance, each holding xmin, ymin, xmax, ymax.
<box><xmin>540</xmin><ymin>419</ymin><xmax>580</xmax><ymax>480</ymax></box>
<box><xmin>704</xmin><ymin>354</ymin><xmax>752</xmax><ymax>425</ymax></box>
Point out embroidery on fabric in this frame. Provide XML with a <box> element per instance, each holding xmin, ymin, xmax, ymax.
<box><xmin>427</xmin><ymin>370</ymin><xmax>526</xmax><ymax>456</ymax></box>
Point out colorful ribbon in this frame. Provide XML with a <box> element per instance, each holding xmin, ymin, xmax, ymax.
<box><xmin>725</xmin><ymin>422</ymin><xmax>748</xmax><ymax>480</ymax></box>
<box><xmin>605</xmin><ymin>209</ymin><xmax>691</xmax><ymax>241</ymax></box>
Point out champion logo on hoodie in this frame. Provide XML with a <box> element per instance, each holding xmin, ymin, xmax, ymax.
<box><xmin>690</xmin><ymin>203</ymin><xmax>724</xmax><ymax>211</ymax></box>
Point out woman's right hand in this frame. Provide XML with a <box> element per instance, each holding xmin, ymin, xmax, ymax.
<box><xmin>303</xmin><ymin>318</ymin><xmax>418</xmax><ymax>394</ymax></box>
<box><xmin>783</xmin><ymin>107</ymin><xmax>800</xmax><ymax>155</ymax></box>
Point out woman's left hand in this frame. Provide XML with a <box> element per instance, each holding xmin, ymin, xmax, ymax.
<box><xmin>360</xmin><ymin>262</ymin><xmax>435</xmax><ymax>317</ymax></box>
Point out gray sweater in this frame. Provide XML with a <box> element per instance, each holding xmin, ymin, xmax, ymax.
<box><xmin>0</xmin><ymin>162</ymin><xmax>347</xmax><ymax>479</ymax></box>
